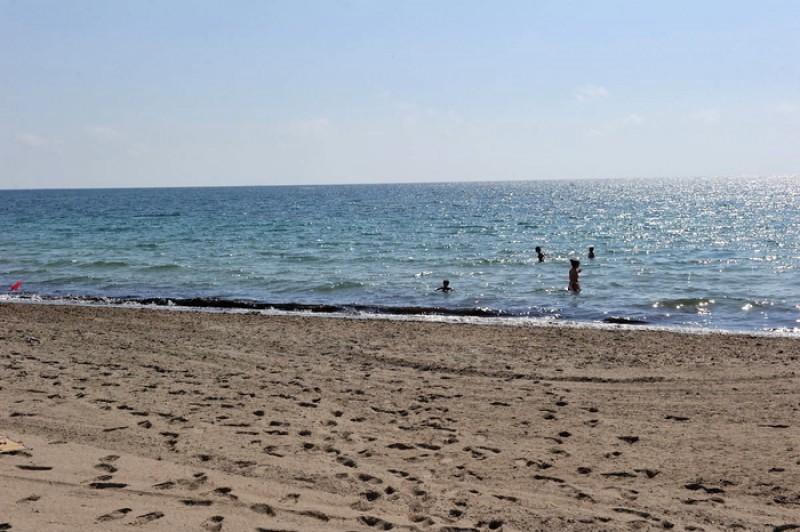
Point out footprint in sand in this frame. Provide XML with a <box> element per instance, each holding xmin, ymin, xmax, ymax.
<box><xmin>359</xmin><ymin>515</ymin><xmax>395</xmax><ymax>529</ymax></box>
<box><xmin>299</xmin><ymin>510</ymin><xmax>329</xmax><ymax>522</ymax></box>
<box><xmin>684</xmin><ymin>482</ymin><xmax>724</xmax><ymax>494</ymax></box>
<box><xmin>363</xmin><ymin>490</ymin><xmax>382</xmax><ymax>501</ymax></box>
<box><xmin>94</xmin><ymin>462</ymin><xmax>118</xmax><ymax>474</ymax></box>
<box><xmin>202</xmin><ymin>515</ymin><xmax>224</xmax><ymax>532</ymax></box>
<box><xmin>131</xmin><ymin>511</ymin><xmax>164</xmax><ymax>525</ymax></box>
<box><xmin>210</xmin><ymin>487</ymin><xmax>238</xmax><ymax>500</ymax></box>
<box><xmin>176</xmin><ymin>472</ymin><xmax>208</xmax><ymax>490</ymax></box>
<box><xmin>336</xmin><ymin>456</ymin><xmax>358</xmax><ymax>468</ymax></box>
<box><xmin>96</xmin><ymin>508</ymin><xmax>132</xmax><ymax>522</ymax></box>
<box><xmin>16</xmin><ymin>465</ymin><xmax>53</xmax><ymax>471</ymax></box>
<box><xmin>411</xmin><ymin>515</ymin><xmax>435</xmax><ymax>526</ymax></box>
<box><xmin>250</xmin><ymin>503</ymin><xmax>276</xmax><ymax>516</ymax></box>
<box><xmin>358</xmin><ymin>473</ymin><xmax>384</xmax><ymax>485</ymax></box>
<box><xmin>89</xmin><ymin>482</ymin><xmax>128</xmax><ymax>489</ymax></box>
<box><xmin>665</xmin><ymin>414</ymin><xmax>690</xmax><ymax>421</ymax></box>
<box><xmin>160</xmin><ymin>431</ymin><xmax>179</xmax><ymax>448</ymax></box>
<box><xmin>533</xmin><ymin>474</ymin><xmax>565</xmax><ymax>484</ymax></box>
<box><xmin>180</xmin><ymin>499</ymin><xmax>213</xmax><ymax>506</ymax></box>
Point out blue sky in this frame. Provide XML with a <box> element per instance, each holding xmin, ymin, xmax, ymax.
<box><xmin>2</xmin><ymin>1</ymin><xmax>799</xmax><ymax>188</ymax></box>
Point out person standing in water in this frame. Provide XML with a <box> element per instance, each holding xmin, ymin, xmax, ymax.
<box><xmin>535</xmin><ymin>246</ymin><xmax>545</xmax><ymax>262</ymax></box>
<box><xmin>588</xmin><ymin>246</ymin><xmax>595</xmax><ymax>259</ymax></box>
<box><xmin>568</xmin><ymin>259</ymin><xmax>582</xmax><ymax>293</ymax></box>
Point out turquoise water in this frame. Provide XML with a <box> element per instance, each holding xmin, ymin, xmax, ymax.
<box><xmin>1</xmin><ymin>177</ymin><xmax>799</xmax><ymax>333</ymax></box>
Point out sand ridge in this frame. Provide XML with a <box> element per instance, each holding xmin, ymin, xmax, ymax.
<box><xmin>1</xmin><ymin>303</ymin><xmax>799</xmax><ymax>531</ymax></box>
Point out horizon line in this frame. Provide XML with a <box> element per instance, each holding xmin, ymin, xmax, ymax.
<box><xmin>3</xmin><ymin>174</ymin><xmax>793</xmax><ymax>192</ymax></box>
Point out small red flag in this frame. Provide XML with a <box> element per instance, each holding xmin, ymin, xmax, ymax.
<box><xmin>10</xmin><ymin>281</ymin><xmax>23</xmax><ymax>291</ymax></box>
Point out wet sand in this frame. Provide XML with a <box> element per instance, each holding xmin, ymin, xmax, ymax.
<box><xmin>1</xmin><ymin>303</ymin><xmax>799</xmax><ymax>531</ymax></box>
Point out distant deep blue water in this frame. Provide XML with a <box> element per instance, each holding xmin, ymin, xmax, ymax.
<box><xmin>1</xmin><ymin>177</ymin><xmax>799</xmax><ymax>334</ymax></box>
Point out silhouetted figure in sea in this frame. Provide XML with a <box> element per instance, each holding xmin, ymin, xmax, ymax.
<box><xmin>568</xmin><ymin>259</ymin><xmax>582</xmax><ymax>293</ymax></box>
<box><xmin>535</xmin><ymin>246</ymin><xmax>545</xmax><ymax>262</ymax></box>
<box><xmin>588</xmin><ymin>246</ymin><xmax>595</xmax><ymax>259</ymax></box>
<box><xmin>436</xmin><ymin>279</ymin><xmax>453</xmax><ymax>292</ymax></box>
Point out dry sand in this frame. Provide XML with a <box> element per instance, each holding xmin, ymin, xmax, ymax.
<box><xmin>1</xmin><ymin>303</ymin><xmax>799</xmax><ymax>531</ymax></box>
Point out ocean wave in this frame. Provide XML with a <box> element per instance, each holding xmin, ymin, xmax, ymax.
<box><xmin>45</xmin><ymin>259</ymin><xmax>79</xmax><ymax>267</ymax></box>
<box><xmin>741</xmin><ymin>299</ymin><xmax>774</xmax><ymax>309</ymax></box>
<box><xmin>85</xmin><ymin>260</ymin><xmax>129</xmax><ymax>268</ymax></box>
<box><xmin>652</xmin><ymin>298</ymin><xmax>715</xmax><ymax>312</ymax></box>
<box><xmin>133</xmin><ymin>212</ymin><xmax>182</xmax><ymax>218</ymax></box>
<box><xmin>309</xmin><ymin>281</ymin><xmax>366</xmax><ymax>292</ymax></box>
<box><xmin>139</xmin><ymin>264</ymin><xmax>185</xmax><ymax>271</ymax></box>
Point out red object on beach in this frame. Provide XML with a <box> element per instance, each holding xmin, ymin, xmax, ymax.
<box><xmin>10</xmin><ymin>281</ymin><xmax>22</xmax><ymax>291</ymax></box>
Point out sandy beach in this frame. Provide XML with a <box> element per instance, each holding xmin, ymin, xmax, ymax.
<box><xmin>1</xmin><ymin>303</ymin><xmax>798</xmax><ymax>531</ymax></box>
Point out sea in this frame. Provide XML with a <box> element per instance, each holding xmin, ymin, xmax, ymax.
<box><xmin>1</xmin><ymin>177</ymin><xmax>799</xmax><ymax>336</ymax></box>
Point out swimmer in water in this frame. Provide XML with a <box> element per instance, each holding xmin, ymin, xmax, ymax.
<box><xmin>436</xmin><ymin>279</ymin><xmax>454</xmax><ymax>292</ymax></box>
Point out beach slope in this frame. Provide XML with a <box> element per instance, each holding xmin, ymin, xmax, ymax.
<box><xmin>1</xmin><ymin>304</ymin><xmax>798</xmax><ymax>531</ymax></box>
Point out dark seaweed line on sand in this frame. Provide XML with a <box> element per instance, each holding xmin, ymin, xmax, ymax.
<box><xmin>12</xmin><ymin>294</ymin><xmax>650</xmax><ymax>325</ymax></box>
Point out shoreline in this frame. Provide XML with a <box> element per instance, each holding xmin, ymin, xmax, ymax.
<box><xmin>1</xmin><ymin>303</ymin><xmax>799</xmax><ymax>531</ymax></box>
<box><xmin>4</xmin><ymin>297</ymin><xmax>799</xmax><ymax>339</ymax></box>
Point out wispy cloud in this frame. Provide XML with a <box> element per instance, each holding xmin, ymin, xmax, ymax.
<box><xmin>573</xmin><ymin>85</ymin><xmax>609</xmax><ymax>103</ymax></box>
<box><xmin>86</xmin><ymin>126</ymin><xmax>124</xmax><ymax>140</ymax></box>
<box><xmin>584</xmin><ymin>113</ymin><xmax>646</xmax><ymax>138</ymax></box>
<box><xmin>14</xmin><ymin>133</ymin><xmax>53</xmax><ymax>147</ymax></box>
<box><xmin>624</xmin><ymin>114</ymin><xmax>646</xmax><ymax>125</ymax></box>
<box><xmin>393</xmin><ymin>100</ymin><xmax>479</xmax><ymax>137</ymax></box>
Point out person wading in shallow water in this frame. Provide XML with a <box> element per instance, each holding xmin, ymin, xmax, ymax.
<box><xmin>568</xmin><ymin>259</ymin><xmax>582</xmax><ymax>293</ymax></box>
<box><xmin>535</xmin><ymin>246</ymin><xmax>545</xmax><ymax>262</ymax></box>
